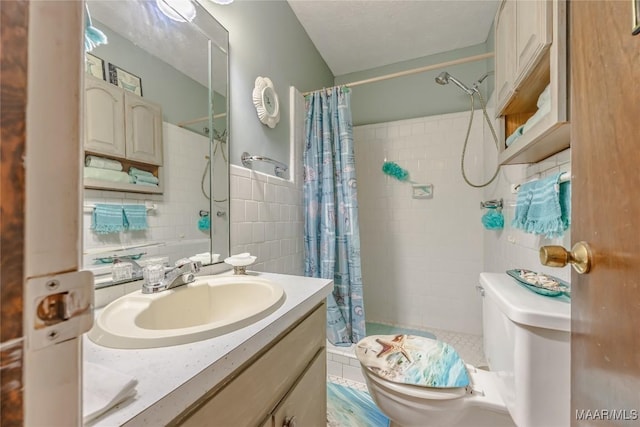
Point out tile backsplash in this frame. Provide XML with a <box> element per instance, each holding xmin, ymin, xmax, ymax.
<box><xmin>229</xmin><ymin>165</ymin><xmax>304</xmax><ymax>275</ymax></box>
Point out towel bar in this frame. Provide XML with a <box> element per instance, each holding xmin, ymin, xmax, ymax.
<box><xmin>241</xmin><ymin>152</ymin><xmax>288</xmax><ymax>178</ymax></box>
<box><xmin>514</xmin><ymin>171</ymin><xmax>570</xmax><ymax>192</ymax></box>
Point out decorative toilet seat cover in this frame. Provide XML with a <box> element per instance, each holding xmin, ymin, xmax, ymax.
<box><xmin>356</xmin><ymin>334</ymin><xmax>470</xmax><ymax>389</ymax></box>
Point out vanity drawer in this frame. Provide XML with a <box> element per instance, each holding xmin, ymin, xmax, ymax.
<box><xmin>177</xmin><ymin>303</ymin><xmax>326</xmax><ymax>427</ymax></box>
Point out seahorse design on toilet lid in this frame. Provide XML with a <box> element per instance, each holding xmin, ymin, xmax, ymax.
<box><xmin>355</xmin><ymin>334</ymin><xmax>470</xmax><ymax>388</ymax></box>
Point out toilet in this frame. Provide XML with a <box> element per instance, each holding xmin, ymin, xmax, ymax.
<box><xmin>356</xmin><ymin>272</ymin><xmax>571</xmax><ymax>427</ymax></box>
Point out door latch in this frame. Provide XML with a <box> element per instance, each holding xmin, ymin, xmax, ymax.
<box><xmin>26</xmin><ymin>270</ymin><xmax>94</xmax><ymax>350</ymax></box>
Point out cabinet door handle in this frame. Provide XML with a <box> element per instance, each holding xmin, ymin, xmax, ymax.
<box><xmin>283</xmin><ymin>416</ymin><xmax>296</xmax><ymax>427</ymax></box>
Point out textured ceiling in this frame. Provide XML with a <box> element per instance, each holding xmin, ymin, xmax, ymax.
<box><xmin>88</xmin><ymin>0</ymin><xmax>228</xmax><ymax>94</ymax></box>
<box><xmin>287</xmin><ymin>0</ymin><xmax>499</xmax><ymax>76</ymax></box>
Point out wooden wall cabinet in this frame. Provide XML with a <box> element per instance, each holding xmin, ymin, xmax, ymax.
<box><xmin>494</xmin><ymin>0</ymin><xmax>569</xmax><ymax>165</ymax></box>
<box><xmin>175</xmin><ymin>303</ymin><xmax>327</xmax><ymax>427</ymax></box>
<box><xmin>84</xmin><ymin>75</ymin><xmax>164</xmax><ymax>193</ymax></box>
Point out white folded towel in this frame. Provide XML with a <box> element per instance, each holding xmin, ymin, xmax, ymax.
<box><xmin>85</xmin><ymin>155</ymin><xmax>124</xmax><ymax>171</ymax></box>
<box><xmin>83</xmin><ymin>362</ymin><xmax>137</xmax><ymax>424</ymax></box>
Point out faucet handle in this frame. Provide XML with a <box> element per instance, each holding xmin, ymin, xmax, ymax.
<box><xmin>174</xmin><ymin>258</ymin><xmax>202</xmax><ymax>273</ymax></box>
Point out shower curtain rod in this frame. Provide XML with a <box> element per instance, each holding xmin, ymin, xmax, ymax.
<box><xmin>301</xmin><ymin>52</ymin><xmax>494</xmax><ymax>96</ymax></box>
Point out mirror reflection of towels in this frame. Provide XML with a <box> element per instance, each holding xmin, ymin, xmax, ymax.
<box><xmin>123</xmin><ymin>205</ymin><xmax>148</xmax><ymax>231</ymax></box>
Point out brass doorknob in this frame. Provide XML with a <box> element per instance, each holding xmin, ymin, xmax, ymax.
<box><xmin>539</xmin><ymin>241</ymin><xmax>593</xmax><ymax>274</ymax></box>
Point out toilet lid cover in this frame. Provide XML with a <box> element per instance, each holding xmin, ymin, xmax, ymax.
<box><xmin>356</xmin><ymin>334</ymin><xmax>470</xmax><ymax>389</ymax></box>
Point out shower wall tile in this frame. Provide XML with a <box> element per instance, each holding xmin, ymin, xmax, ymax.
<box><xmin>355</xmin><ymin>111</ymin><xmax>486</xmax><ymax>335</ymax></box>
<box><xmin>482</xmin><ymin>104</ymin><xmax>572</xmax><ymax>283</ymax></box>
<box><xmin>230</xmin><ymin>165</ymin><xmax>304</xmax><ymax>275</ymax></box>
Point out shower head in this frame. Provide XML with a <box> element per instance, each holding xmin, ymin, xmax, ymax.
<box><xmin>435</xmin><ymin>72</ymin><xmax>475</xmax><ymax>95</ymax></box>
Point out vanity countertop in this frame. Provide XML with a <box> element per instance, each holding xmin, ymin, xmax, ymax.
<box><xmin>83</xmin><ymin>271</ymin><xmax>333</xmax><ymax>426</ymax></box>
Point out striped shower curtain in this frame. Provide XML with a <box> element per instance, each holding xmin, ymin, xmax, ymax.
<box><xmin>303</xmin><ymin>86</ymin><xmax>366</xmax><ymax>346</ymax></box>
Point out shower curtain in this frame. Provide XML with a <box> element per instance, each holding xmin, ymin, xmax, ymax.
<box><xmin>303</xmin><ymin>86</ymin><xmax>366</xmax><ymax>346</ymax></box>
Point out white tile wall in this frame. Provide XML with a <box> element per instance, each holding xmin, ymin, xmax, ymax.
<box><xmin>229</xmin><ymin>164</ymin><xmax>304</xmax><ymax>275</ymax></box>
<box><xmin>83</xmin><ymin>123</ymin><xmax>214</xmax><ymax>271</ymax></box>
<box><xmin>354</xmin><ymin>111</ymin><xmax>487</xmax><ymax>335</ymax></box>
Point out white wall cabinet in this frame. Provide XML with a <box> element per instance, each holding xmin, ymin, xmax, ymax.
<box><xmin>85</xmin><ymin>76</ymin><xmax>127</xmax><ymax>158</ymax></box>
<box><xmin>174</xmin><ymin>303</ymin><xmax>327</xmax><ymax>427</ymax></box>
<box><xmin>84</xmin><ymin>75</ymin><xmax>164</xmax><ymax>193</ymax></box>
<box><xmin>495</xmin><ymin>0</ymin><xmax>552</xmax><ymax>115</ymax></box>
<box><xmin>85</xmin><ymin>75</ymin><xmax>163</xmax><ymax>166</ymax></box>
<box><xmin>494</xmin><ymin>0</ymin><xmax>569</xmax><ymax>165</ymax></box>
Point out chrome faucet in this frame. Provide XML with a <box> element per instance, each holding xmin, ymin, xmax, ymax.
<box><xmin>141</xmin><ymin>259</ymin><xmax>202</xmax><ymax>294</ymax></box>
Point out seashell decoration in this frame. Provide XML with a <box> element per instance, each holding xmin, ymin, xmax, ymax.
<box><xmin>252</xmin><ymin>76</ymin><xmax>280</xmax><ymax>128</ymax></box>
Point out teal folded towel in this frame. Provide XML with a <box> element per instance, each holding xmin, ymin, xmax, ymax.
<box><xmin>128</xmin><ymin>167</ymin><xmax>159</xmax><ymax>185</ymax></box>
<box><xmin>129</xmin><ymin>167</ymin><xmax>155</xmax><ymax>178</ymax></box>
<box><xmin>91</xmin><ymin>204</ymin><xmax>124</xmax><ymax>234</ymax></box>
<box><xmin>506</xmin><ymin>125</ymin><xmax>524</xmax><ymax>147</ymax></box>
<box><xmin>512</xmin><ymin>173</ymin><xmax>570</xmax><ymax>238</ymax></box>
<box><xmin>481</xmin><ymin>208</ymin><xmax>504</xmax><ymax>230</ymax></box>
<box><xmin>132</xmin><ymin>174</ymin><xmax>159</xmax><ymax>185</ymax></box>
<box><xmin>122</xmin><ymin>205</ymin><xmax>148</xmax><ymax>231</ymax></box>
<box><xmin>85</xmin><ymin>155</ymin><xmax>123</xmax><ymax>171</ymax></box>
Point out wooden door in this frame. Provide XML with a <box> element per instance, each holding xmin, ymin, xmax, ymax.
<box><xmin>570</xmin><ymin>1</ymin><xmax>640</xmax><ymax>424</ymax></box>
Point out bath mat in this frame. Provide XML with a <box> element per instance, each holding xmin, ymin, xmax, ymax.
<box><xmin>327</xmin><ymin>382</ymin><xmax>389</xmax><ymax>427</ymax></box>
<box><xmin>366</xmin><ymin>322</ymin><xmax>437</xmax><ymax>340</ymax></box>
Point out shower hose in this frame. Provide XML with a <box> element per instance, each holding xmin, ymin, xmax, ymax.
<box><xmin>461</xmin><ymin>90</ymin><xmax>501</xmax><ymax>188</ymax></box>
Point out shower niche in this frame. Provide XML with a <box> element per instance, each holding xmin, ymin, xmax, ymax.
<box><xmin>494</xmin><ymin>0</ymin><xmax>570</xmax><ymax>165</ymax></box>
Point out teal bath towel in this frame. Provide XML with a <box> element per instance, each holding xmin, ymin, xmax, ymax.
<box><xmin>123</xmin><ymin>205</ymin><xmax>148</xmax><ymax>231</ymax></box>
<box><xmin>91</xmin><ymin>204</ymin><xmax>124</xmax><ymax>234</ymax></box>
<box><xmin>512</xmin><ymin>173</ymin><xmax>570</xmax><ymax>238</ymax></box>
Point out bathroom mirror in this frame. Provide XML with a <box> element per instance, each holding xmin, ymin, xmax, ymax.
<box><xmin>82</xmin><ymin>0</ymin><xmax>229</xmax><ymax>287</ymax></box>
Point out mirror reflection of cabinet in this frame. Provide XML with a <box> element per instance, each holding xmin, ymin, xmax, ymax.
<box><xmin>85</xmin><ymin>75</ymin><xmax>163</xmax><ymax>166</ymax></box>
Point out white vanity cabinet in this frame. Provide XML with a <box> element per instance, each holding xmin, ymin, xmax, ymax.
<box><xmin>85</xmin><ymin>75</ymin><xmax>163</xmax><ymax>166</ymax></box>
<box><xmin>174</xmin><ymin>303</ymin><xmax>327</xmax><ymax>427</ymax></box>
<box><xmin>494</xmin><ymin>0</ymin><xmax>569</xmax><ymax>165</ymax></box>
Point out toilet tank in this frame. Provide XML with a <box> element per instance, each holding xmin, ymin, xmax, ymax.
<box><xmin>479</xmin><ymin>272</ymin><xmax>570</xmax><ymax>427</ymax></box>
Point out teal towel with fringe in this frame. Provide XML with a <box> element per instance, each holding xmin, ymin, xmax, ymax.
<box><xmin>92</xmin><ymin>204</ymin><xmax>124</xmax><ymax>234</ymax></box>
<box><xmin>122</xmin><ymin>205</ymin><xmax>148</xmax><ymax>231</ymax></box>
<box><xmin>512</xmin><ymin>173</ymin><xmax>570</xmax><ymax>238</ymax></box>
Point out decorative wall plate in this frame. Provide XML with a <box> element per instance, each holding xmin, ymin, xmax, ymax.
<box><xmin>252</xmin><ymin>76</ymin><xmax>280</xmax><ymax>128</ymax></box>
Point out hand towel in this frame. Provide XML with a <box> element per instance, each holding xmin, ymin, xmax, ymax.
<box><xmin>91</xmin><ymin>204</ymin><xmax>124</xmax><ymax>234</ymax></box>
<box><xmin>85</xmin><ymin>155</ymin><xmax>123</xmax><ymax>171</ymax></box>
<box><xmin>83</xmin><ymin>362</ymin><xmax>137</xmax><ymax>424</ymax></box>
<box><xmin>512</xmin><ymin>173</ymin><xmax>569</xmax><ymax>238</ymax></box>
<box><xmin>84</xmin><ymin>167</ymin><xmax>133</xmax><ymax>184</ymax></box>
<box><xmin>122</xmin><ymin>204</ymin><xmax>148</xmax><ymax>231</ymax></box>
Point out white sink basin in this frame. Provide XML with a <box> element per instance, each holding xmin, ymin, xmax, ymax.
<box><xmin>88</xmin><ymin>275</ymin><xmax>285</xmax><ymax>349</ymax></box>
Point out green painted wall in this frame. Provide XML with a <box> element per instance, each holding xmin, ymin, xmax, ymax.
<box><xmin>201</xmin><ymin>1</ymin><xmax>334</xmax><ymax>173</ymax></box>
<box><xmin>335</xmin><ymin>42</ymin><xmax>495</xmax><ymax>126</ymax></box>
